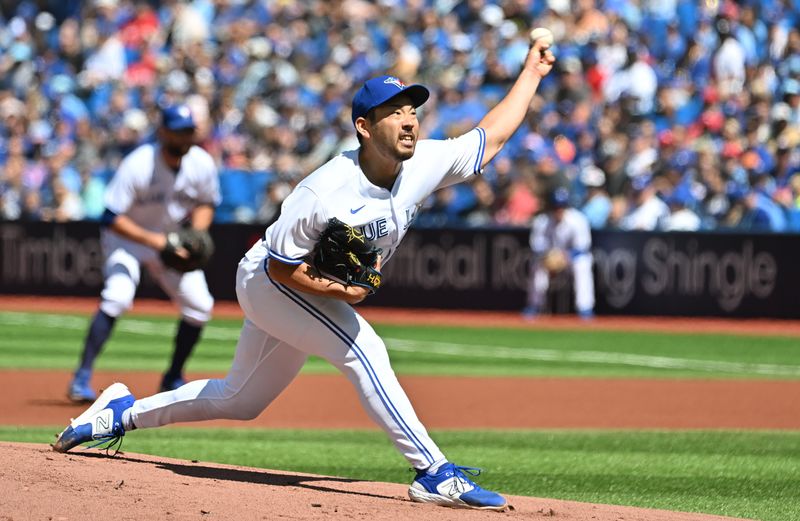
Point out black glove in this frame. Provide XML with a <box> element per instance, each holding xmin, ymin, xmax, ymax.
<box><xmin>313</xmin><ymin>217</ymin><xmax>382</xmax><ymax>294</ymax></box>
<box><xmin>160</xmin><ymin>228</ymin><xmax>215</xmax><ymax>273</ymax></box>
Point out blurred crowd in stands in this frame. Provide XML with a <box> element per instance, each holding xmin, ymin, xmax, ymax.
<box><xmin>0</xmin><ymin>0</ymin><xmax>798</xmax><ymax>232</ymax></box>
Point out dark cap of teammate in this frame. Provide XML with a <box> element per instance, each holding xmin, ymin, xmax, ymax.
<box><xmin>351</xmin><ymin>75</ymin><xmax>429</xmax><ymax>124</ymax></box>
<box><xmin>547</xmin><ymin>187</ymin><xmax>571</xmax><ymax>209</ymax></box>
<box><xmin>161</xmin><ymin>104</ymin><xmax>196</xmax><ymax>131</ymax></box>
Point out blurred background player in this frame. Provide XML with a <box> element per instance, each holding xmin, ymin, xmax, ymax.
<box><xmin>67</xmin><ymin>104</ymin><xmax>220</xmax><ymax>402</ymax></box>
<box><xmin>524</xmin><ymin>187</ymin><xmax>595</xmax><ymax>319</ymax></box>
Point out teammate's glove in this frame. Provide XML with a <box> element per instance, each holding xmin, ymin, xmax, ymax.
<box><xmin>313</xmin><ymin>217</ymin><xmax>383</xmax><ymax>294</ymax></box>
<box><xmin>160</xmin><ymin>228</ymin><xmax>215</xmax><ymax>273</ymax></box>
<box><xmin>542</xmin><ymin>248</ymin><xmax>569</xmax><ymax>274</ymax></box>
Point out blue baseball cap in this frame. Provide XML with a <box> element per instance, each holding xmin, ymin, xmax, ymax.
<box><xmin>351</xmin><ymin>75</ymin><xmax>429</xmax><ymax>124</ymax></box>
<box><xmin>161</xmin><ymin>104</ymin><xmax>196</xmax><ymax>131</ymax></box>
<box><xmin>548</xmin><ymin>187</ymin><xmax>571</xmax><ymax>208</ymax></box>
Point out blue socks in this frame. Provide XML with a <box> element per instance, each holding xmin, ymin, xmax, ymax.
<box><xmin>164</xmin><ymin>319</ymin><xmax>203</xmax><ymax>381</ymax></box>
<box><xmin>77</xmin><ymin>312</ymin><xmax>202</xmax><ymax>389</ymax></box>
<box><xmin>78</xmin><ymin>310</ymin><xmax>117</xmax><ymax>372</ymax></box>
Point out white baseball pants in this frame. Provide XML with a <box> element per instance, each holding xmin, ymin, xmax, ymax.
<box><xmin>99</xmin><ymin>246</ymin><xmax>213</xmax><ymax>325</ymax></box>
<box><xmin>527</xmin><ymin>253</ymin><xmax>595</xmax><ymax>313</ymax></box>
<box><xmin>131</xmin><ymin>255</ymin><xmax>445</xmax><ymax>470</ymax></box>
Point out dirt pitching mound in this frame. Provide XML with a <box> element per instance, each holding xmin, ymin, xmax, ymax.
<box><xmin>4</xmin><ymin>442</ymin><xmax>747</xmax><ymax>521</ymax></box>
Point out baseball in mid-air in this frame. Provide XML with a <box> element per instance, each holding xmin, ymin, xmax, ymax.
<box><xmin>529</xmin><ymin>27</ymin><xmax>554</xmax><ymax>46</ymax></box>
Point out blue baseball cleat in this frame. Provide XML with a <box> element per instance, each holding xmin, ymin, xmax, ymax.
<box><xmin>521</xmin><ymin>306</ymin><xmax>539</xmax><ymax>321</ymax></box>
<box><xmin>67</xmin><ymin>369</ymin><xmax>97</xmax><ymax>403</ymax></box>
<box><xmin>53</xmin><ymin>382</ymin><xmax>135</xmax><ymax>453</ymax></box>
<box><xmin>408</xmin><ymin>463</ymin><xmax>507</xmax><ymax>510</ymax></box>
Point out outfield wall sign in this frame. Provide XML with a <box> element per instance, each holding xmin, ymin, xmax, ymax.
<box><xmin>369</xmin><ymin>228</ymin><xmax>793</xmax><ymax>318</ymax></box>
<box><xmin>0</xmin><ymin>222</ymin><xmax>795</xmax><ymax>318</ymax></box>
<box><xmin>591</xmin><ymin>231</ymin><xmax>783</xmax><ymax>317</ymax></box>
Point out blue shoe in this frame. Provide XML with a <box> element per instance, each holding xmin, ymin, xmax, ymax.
<box><xmin>408</xmin><ymin>463</ymin><xmax>507</xmax><ymax>510</ymax></box>
<box><xmin>578</xmin><ymin>309</ymin><xmax>595</xmax><ymax>320</ymax></box>
<box><xmin>67</xmin><ymin>369</ymin><xmax>96</xmax><ymax>403</ymax></box>
<box><xmin>521</xmin><ymin>306</ymin><xmax>539</xmax><ymax>321</ymax></box>
<box><xmin>159</xmin><ymin>374</ymin><xmax>186</xmax><ymax>393</ymax></box>
<box><xmin>53</xmin><ymin>382</ymin><xmax>134</xmax><ymax>453</ymax></box>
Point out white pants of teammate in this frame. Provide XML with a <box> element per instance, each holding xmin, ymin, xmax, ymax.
<box><xmin>131</xmin><ymin>253</ymin><xmax>445</xmax><ymax>470</ymax></box>
<box><xmin>527</xmin><ymin>253</ymin><xmax>595</xmax><ymax>313</ymax></box>
<box><xmin>99</xmin><ymin>237</ymin><xmax>213</xmax><ymax>325</ymax></box>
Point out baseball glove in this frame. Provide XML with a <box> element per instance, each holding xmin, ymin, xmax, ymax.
<box><xmin>160</xmin><ymin>228</ymin><xmax>215</xmax><ymax>272</ymax></box>
<box><xmin>542</xmin><ymin>248</ymin><xmax>569</xmax><ymax>274</ymax></box>
<box><xmin>313</xmin><ymin>217</ymin><xmax>383</xmax><ymax>294</ymax></box>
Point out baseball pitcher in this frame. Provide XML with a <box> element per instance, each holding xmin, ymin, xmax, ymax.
<box><xmin>55</xmin><ymin>37</ymin><xmax>556</xmax><ymax>512</ymax></box>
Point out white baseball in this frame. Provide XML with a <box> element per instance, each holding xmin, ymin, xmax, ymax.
<box><xmin>529</xmin><ymin>27</ymin><xmax>554</xmax><ymax>46</ymax></box>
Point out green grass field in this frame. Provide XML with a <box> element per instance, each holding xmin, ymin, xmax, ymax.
<box><xmin>2</xmin><ymin>310</ymin><xmax>800</xmax><ymax>378</ymax></box>
<box><xmin>1</xmin><ymin>310</ymin><xmax>799</xmax><ymax>520</ymax></box>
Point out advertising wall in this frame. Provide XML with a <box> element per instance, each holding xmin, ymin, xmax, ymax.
<box><xmin>1</xmin><ymin>221</ymin><xmax>797</xmax><ymax>318</ymax></box>
<box><xmin>591</xmin><ymin>230</ymin><xmax>788</xmax><ymax>317</ymax></box>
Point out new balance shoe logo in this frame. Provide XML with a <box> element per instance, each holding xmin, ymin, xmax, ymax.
<box><xmin>93</xmin><ymin>409</ymin><xmax>113</xmax><ymax>436</ymax></box>
<box><xmin>437</xmin><ymin>476</ymin><xmax>473</xmax><ymax>498</ymax></box>
<box><xmin>448</xmin><ymin>479</ymin><xmax>463</xmax><ymax>496</ymax></box>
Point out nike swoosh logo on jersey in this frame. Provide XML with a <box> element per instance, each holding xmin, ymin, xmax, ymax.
<box><xmin>350</xmin><ymin>205</ymin><xmax>366</xmax><ymax>214</ymax></box>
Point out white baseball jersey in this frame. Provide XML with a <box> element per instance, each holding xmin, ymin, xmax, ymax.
<box><xmin>263</xmin><ymin>128</ymin><xmax>487</xmax><ymax>268</ymax></box>
<box><xmin>529</xmin><ymin>207</ymin><xmax>592</xmax><ymax>257</ymax></box>
<box><xmin>131</xmin><ymin>128</ymin><xmax>487</xmax><ymax>470</ymax></box>
<box><xmin>97</xmin><ymin>143</ymin><xmax>220</xmax><ymax>323</ymax></box>
<box><xmin>102</xmin><ymin>143</ymin><xmax>220</xmax><ymax>259</ymax></box>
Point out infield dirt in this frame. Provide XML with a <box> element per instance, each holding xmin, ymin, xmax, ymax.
<box><xmin>2</xmin><ymin>442</ymin><xmax>750</xmax><ymax>521</ymax></box>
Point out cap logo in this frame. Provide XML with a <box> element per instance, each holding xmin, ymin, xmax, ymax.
<box><xmin>383</xmin><ymin>76</ymin><xmax>406</xmax><ymax>89</ymax></box>
<box><xmin>178</xmin><ymin>106</ymin><xmax>191</xmax><ymax>117</ymax></box>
